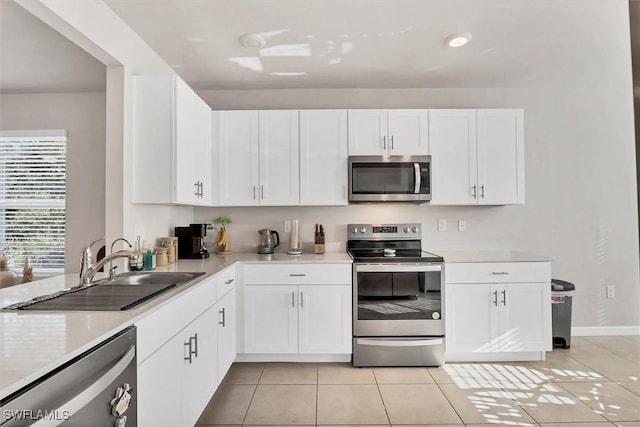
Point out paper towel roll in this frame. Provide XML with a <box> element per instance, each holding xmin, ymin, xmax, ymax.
<box><xmin>290</xmin><ymin>219</ymin><xmax>300</xmax><ymax>250</ymax></box>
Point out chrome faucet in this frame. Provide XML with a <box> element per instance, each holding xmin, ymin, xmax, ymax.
<box><xmin>109</xmin><ymin>237</ymin><xmax>132</xmax><ymax>279</ymax></box>
<box><xmin>79</xmin><ymin>237</ymin><xmax>136</xmax><ymax>286</ymax></box>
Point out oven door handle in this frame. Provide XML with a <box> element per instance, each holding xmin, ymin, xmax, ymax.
<box><xmin>356</xmin><ymin>338</ymin><xmax>444</xmax><ymax>347</ymax></box>
<box><xmin>414</xmin><ymin>163</ymin><xmax>421</xmax><ymax>194</ymax></box>
<box><xmin>31</xmin><ymin>345</ymin><xmax>136</xmax><ymax>427</ymax></box>
<box><xmin>355</xmin><ymin>264</ymin><xmax>441</xmax><ymax>273</ymax></box>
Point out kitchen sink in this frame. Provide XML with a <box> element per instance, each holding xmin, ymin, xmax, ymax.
<box><xmin>94</xmin><ymin>271</ymin><xmax>205</xmax><ymax>286</ymax></box>
<box><xmin>3</xmin><ymin>271</ymin><xmax>205</xmax><ymax>311</ymax></box>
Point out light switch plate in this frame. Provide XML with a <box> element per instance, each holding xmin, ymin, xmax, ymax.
<box><xmin>437</xmin><ymin>219</ymin><xmax>447</xmax><ymax>232</ymax></box>
<box><xmin>458</xmin><ymin>220</ymin><xmax>466</xmax><ymax>232</ymax></box>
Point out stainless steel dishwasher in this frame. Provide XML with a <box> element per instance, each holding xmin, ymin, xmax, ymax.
<box><xmin>1</xmin><ymin>326</ymin><xmax>137</xmax><ymax>426</ymax></box>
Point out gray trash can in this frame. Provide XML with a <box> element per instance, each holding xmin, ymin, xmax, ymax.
<box><xmin>551</xmin><ymin>279</ymin><xmax>575</xmax><ymax>349</ymax></box>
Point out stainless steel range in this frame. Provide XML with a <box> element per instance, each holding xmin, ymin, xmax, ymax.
<box><xmin>348</xmin><ymin>223</ymin><xmax>444</xmax><ymax>367</ymax></box>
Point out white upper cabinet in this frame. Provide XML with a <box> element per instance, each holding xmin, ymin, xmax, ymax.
<box><xmin>133</xmin><ymin>75</ymin><xmax>212</xmax><ymax>205</ymax></box>
<box><xmin>430</xmin><ymin>109</ymin><xmax>524</xmax><ymax>205</ymax></box>
<box><xmin>477</xmin><ymin>109</ymin><xmax>525</xmax><ymax>205</ymax></box>
<box><xmin>217</xmin><ymin>111</ymin><xmax>260</xmax><ymax>206</ymax></box>
<box><xmin>299</xmin><ymin>110</ymin><xmax>348</xmax><ymax>205</ymax></box>
<box><xmin>348</xmin><ymin>109</ymin><xmax>429</xmax><ymax>156</ymax></box>
<box><xmin>217</xmin><ymin>110</ymin><xmax>299</xmax><ymax>206</ymax></box>
<box><xmin>429</xmin><ymin>109</ymin><xmax>478</xmax><ymax>205</ymax></box>
<box><xmin>259</xmin><ymin>110</ymin><xmax>300</xmax><ymax>206</ymax></box>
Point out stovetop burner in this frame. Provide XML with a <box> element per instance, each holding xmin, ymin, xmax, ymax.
<box><xmin>347</xmin><ymin>223</ymin><xmax>443</xmax><ymax>263</ymax></box>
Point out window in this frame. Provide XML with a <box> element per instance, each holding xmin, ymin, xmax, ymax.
<box><xmin>0</xmin><ymin>130</ymin><xmax>67</xmax><ymax>272</ymax></box>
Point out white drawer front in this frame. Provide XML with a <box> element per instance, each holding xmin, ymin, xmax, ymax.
<box><xmin>136</xmin><ymin>275</ymin><xmax>217</xmax><ymax>363</ymax></box>
<box><xmin>216</xmin><ymin>265</ymin><xmax>236</xmax><ymax>299</ymax></box>
<box><xmin>244</xmin><ymin>263</ymin><xmax>352</xmax><ymax>285</ymax></box>
<box><xmin>445</xmin><ymin>262</ymin><xmax>550</xmax><ymax>284</ymax></box>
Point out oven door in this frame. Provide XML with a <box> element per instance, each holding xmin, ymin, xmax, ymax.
<box><xmin>353</xmin><ymin>263</ymin><xmax>443</xmax><ymax>336</ymax></box>
<box><xmin>349</xmin><ymin>156</ymin><xmax>431</xmax><ymax>203</ymax></box>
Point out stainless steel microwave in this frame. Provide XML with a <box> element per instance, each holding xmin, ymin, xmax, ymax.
<box><xmin>348</xmin><ymin>155</ymin><xmax>431</xmax><ymax>203</ymax></box>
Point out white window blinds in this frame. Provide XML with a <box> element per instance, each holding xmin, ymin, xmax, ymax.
<box><xmin>0</xmin><ymin>130</ymin><xmax>67</xmax><ymax>271</ymax></box>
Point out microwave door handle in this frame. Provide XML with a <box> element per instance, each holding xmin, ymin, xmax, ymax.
<box><xmin>414</xmin><ymin>163</ymin><xmax>421</xmax><ymax>194</ymax></box>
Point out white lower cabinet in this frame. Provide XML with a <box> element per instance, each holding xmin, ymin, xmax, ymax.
<box><xmin>138</xmin><ymin>304</ymin><xmax>218</xmax><ymax>427</ymax></box>
<box><xmin>243</xmin><ymin>263</ymin><xmax>352</xmax><ymax>355</ymax></box>
<box><xmin>445</xmin><ymin>262</ymin><xmax>552</xmax><ymax>361</ymax></box>
<box><xmin>137</xmin><ymin>267</ymin><xmax>237</xmax><ymax>427</ymax></box>
<box><xmin>298</xmin><ymin>285</ymin><xmax>352</xmax><ymax>354</ymax></box>
<box><xmin>217</xmin><ymin>287</ymin><xmax>237</xmax><ymax>385</ymax></box>
<box><xmin>244</xmin><ymin>284</ymin><xmax>352</xmax><ymax>354</ymax></box>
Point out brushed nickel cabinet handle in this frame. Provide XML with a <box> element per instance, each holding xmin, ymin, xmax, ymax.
<box><xmin>219</xmin><ymin>307</ymin><xmax>226</xmax><ymax>327</ymax></box>
<box><xmin>289</xmin><ymin>273</ymin><xmax>307</xmax><ymax>277</ymax></box>
<box><xmin>472</xmin><ymin>185</ymin><xmax>477</xmax><ymax>199</ymax></box>
<box><xmin>480</xmin><ymin>185</ymin><xmax>485</xmax><ymax>199</ymax></box>
<box><xmin>391</xmin><ymin>135</ymin><xmax>394</xmax><ymax>150</ymax></box>
<box><xmin>492</xmin><ymin>290</ymin><xmax>498</xmax><ymax>306</ymax></box>
<box><xmin>383</xmin><ymin>135</ymin><xmax>386</xmax><ymax>150</ymax></box>
<box><xmin>291</xmin><ymin>291</ymin><xmax>295</xmax><ymax>308</ymax></box>
<box><xmin>501</xmin><ymin>290</ymin><xmax>507</xmax><ymax>306</ymax></box>
<box><xmin>253</xmin><ymin>186</ymin><xmax>256</xmax><ymax>200</ymax></box>
<box><xmin>300</xmin><ymin>291</ymin><xmax>304</xmax><ymax>308</ymax></box>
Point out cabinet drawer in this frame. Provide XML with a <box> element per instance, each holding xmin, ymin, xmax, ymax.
<box><xmin>136</xmin><ymin>275</ymin><xmax>217</xmax><ymax>364</ymax></box>
<box><xmin>216</xmin><ymin>265</ymin><xmax>236</xmax><ymax>298</ymax></box>
<box><xmin>244</xmin><ymin>263</ymin><xmax>351</xmax><ymax>285</ymax></box>
<box><xmin>445</xmin><ymin>262</ymin><xmax>550</xmax><ymax>284</ymax></box>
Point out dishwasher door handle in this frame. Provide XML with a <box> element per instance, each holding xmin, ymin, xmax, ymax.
<box><xmin>32</xmin><ymin>345</ymin><xmax>136</xmax><ymax>427</ymax></box>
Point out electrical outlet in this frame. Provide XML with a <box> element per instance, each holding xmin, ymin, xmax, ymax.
<box><xmin>284</xmin><ymin>220</ymin><xmax>292</xmax><ymax>232</ymax></box>
<box><xmin>437</xmin><ymin>219</ymin><xmax>447</xmax><ymax>232</ymax></box>
<box><xmin>458</xmin><ymin>220</ymin><xmax>466</xmax><ymax>232</ymax></box>
<box><xmin>606</xmin><ymin>285</ymin><xmax>615</xmax><ymax>298</ymax></box>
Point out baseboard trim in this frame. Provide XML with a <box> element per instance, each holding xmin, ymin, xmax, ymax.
<box><xmin>572</xmin><ymin>326</ymin><xmax>640</xmax><ymax>336</ymax></box>
<box><xmin>236</xmin><ymin>354</ymin><xmax>351</xmax><ymax>363</ymax></box>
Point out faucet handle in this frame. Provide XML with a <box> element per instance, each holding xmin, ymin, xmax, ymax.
<box><xmin>109</xmin><ymin>265</ymin><xmax>118</xmax><ymax>280</ymax></box>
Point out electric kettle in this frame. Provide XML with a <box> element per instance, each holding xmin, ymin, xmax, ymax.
<box><xmin>257</xmin><ymin>229</ymin><xmax>280</xmax><ymax>254</ymax></box>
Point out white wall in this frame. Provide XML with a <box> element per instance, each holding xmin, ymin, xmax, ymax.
<box><xmin>0</xmin><ymin>92</ymin><xmax>106</xmax><ymax>273</ymax></box>
<box><xmin>195</xmin><ymin>86</ymin><xmax>640</xmax><ymax>329</ymax></box>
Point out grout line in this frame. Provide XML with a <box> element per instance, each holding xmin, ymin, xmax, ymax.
<box><xmin>432</xmin><ymin>380</ymin><xmax>465</xmax><ymax>425</ymax></box>
<box><xmin>240</xmin><ymin>363</ymin><xmax>264</xmax><ymax>425</ymax></box>
<box><xmin>372</xmin><ymin>368</ymin><xmax>392</xmax><ymax>426</ymax></box>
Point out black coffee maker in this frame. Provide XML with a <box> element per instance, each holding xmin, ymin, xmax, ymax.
<box><xmin>175</xmin><ymin>224</ymin><xmax>209</xmax><ymax>259</ymax></box>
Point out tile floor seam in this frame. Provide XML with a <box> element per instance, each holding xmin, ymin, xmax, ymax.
<box><xmin>241</xmin><ymin>365</ymin><xmax>265</xmax><ymax>425</ymax></box>
<box><xmin>432</xmin><ymin>379</ymin><xmax>465</xmax><ymax>425</ymax></box>
<box><xmin>372</xmin><ymin>368</ymin><xmax>392</xmax><ymax>426</ymax></box>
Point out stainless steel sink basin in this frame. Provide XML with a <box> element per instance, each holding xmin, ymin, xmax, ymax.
<box><xmin>3</xmin><ymin>271</ymin><xmax>206</xmax><ymax>311</ymax></box>
<box><xmin>95</xmin><ymin>271</ymin><xmax>205</xmax><ymax>286</ymax></box>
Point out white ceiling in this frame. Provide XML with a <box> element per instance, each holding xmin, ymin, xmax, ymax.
<box><xmin>0</xmin><ymin>0</ymin><xmax>631</xmax><ymax>93</ymax></box>
<box><xmin>104</xmin><ymin>0</ymin><xmax>630</xmax><ymax>90</ymax></box>
<box><xmin>0</xmin><ymin>1</ymin><xmax>106</xmax><ymax>94</ymax></box>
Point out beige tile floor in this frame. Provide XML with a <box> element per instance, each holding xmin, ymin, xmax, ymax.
<box><xmin>196</xmin><ymin>336</ymin><xmax>640</xmax><ymax>426</ymax></box>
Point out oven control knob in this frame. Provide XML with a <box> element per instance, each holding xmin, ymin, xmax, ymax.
<box><xmin>352</xmin><ymin>227</ymin><xmax>358</xmax><ymax>234</ymax></box>
<box><xmin>403</xmin><ymin>227</ymin><xmax>410</xmax><ymax>233</ymax></box>
<box><xmin>411</xmin><ymin>227</ymin><xmax>419</xmax><ymax>233</ymax></box>
<box><xmin>360</xmin><ymin>227</ymin><xmax>366</xmax><ymax>233</ymax></box>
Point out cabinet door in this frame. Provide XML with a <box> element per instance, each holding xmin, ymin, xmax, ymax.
<box><xmin>298</xmin><ymin>285</ymin><xmax>352</xmax><ymax>354</ymax></box>
<box><xmin>218</xmin><ymin>111</ymin><xmax>260</xmax><ymax>206</ymax></box>
<box><xmin>429</xmin><ymin>110</ymin><xmax>478</xmax><ymax>205</ymax></box>
<box><xmin>174</xmin><ymin>77</ymin><xmax>200</xmax><ymax>204</ymax></box>
<box><xmin>477</xmin><ymin>109</ymin><xmax>525</xmax><ymax>205</ymax></box>
<box><xmin>499</xmin><ymin>283</ymin><xmax>552</xmax><ymax>352</ymax></box>
<box><xmin>387</xmin><ymin>109</ymin><xmax>429</xmax><ymax>155</ymax></box>
<box><xmin>445</xmin><ymin>283</ymin><xmax>498</xmax><ymax>353</ymax></box>
<box><xmin>259</xmin><ymin>110</ymin><xmax>300</xmax><ymax>205</ymax></box>
<box><xmin>299</xmin><ymin>110</ymin><xmax>348</xmax><ymax>205</ymax></box>
<box><xmin>182</xmin><ymin>304</ymin><xmax>219</xmax><ymax>427</ymax></box>
<box><xmin>137</xmin><ymin>332</ymin><xmax>183</xmax><ymax>427</ymax></box>
<box><xmin>244</xmin><ymin>285</ymin><xmax>298</xmax><ymax>353</ymax></box>
<box><xmin>217</xmin><ymin>288</ymin><xmax>237</xmax><ymax>385</ymax></box>
<box><xmin>347</xmin><ymin>109</ymin><xmax>388</xmax><ymax>155</ymax></box>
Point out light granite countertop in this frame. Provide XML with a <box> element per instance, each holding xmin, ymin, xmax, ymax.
<box><xmin>436</xmin><ymin>250</ymin><xmax>551</xmax><ymax>263</ymax></box>
<box><xmin>0</xmin><ymin>252</ymin><xmax>352</xmax><ymax>400</ymax></box>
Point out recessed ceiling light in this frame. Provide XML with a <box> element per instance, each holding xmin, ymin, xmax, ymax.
<box><xmin>445</xmin><ymin>33</ymin><xmax>472</xmax><ymax>48</ymax></box>
<box><xmin>239</xmin><ymin>33</ymin><xmax>266</xmax><ymax>49</ymax></box>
